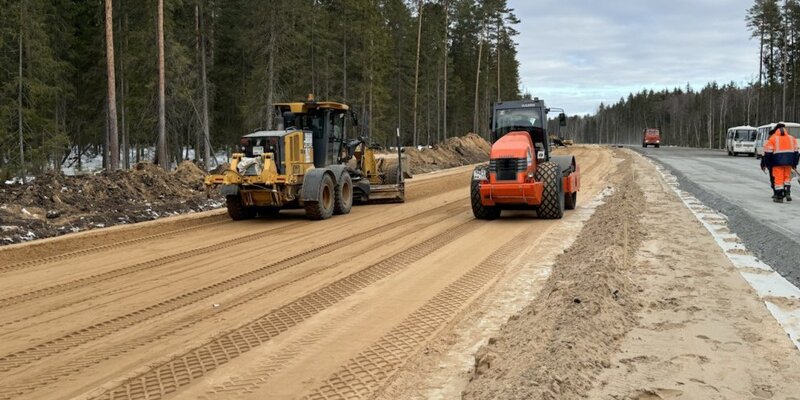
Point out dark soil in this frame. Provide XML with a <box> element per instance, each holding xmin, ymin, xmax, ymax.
<box><xmin>0</xmin><ymin>161</ymin><xmax>222</xmax><ymax>245</ymax></box>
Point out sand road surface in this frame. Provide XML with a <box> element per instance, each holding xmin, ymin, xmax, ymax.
<box><xmin>0</xmin><ymin>147</ymin><xmax>615</xmax><ymax>400</ymax></box>
<box><xmin>7</xmin><ymin>146</ymin><xmax>795</xmax><ymax>400</ymax></box>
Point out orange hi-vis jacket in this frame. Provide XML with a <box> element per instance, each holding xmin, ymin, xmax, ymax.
<box><xmin>763</xmin><ymin>128</ymin><xmax>800</xmax><ymax>168</ymax></box>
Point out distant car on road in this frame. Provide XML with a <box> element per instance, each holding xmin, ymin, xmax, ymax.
<box><xmin>755</xmin><ymin>122</ymin><xmax>800</xmax><ymax>159</ymax></box>
<box><xmin>642</xmin><ymin>128</ymin><xmax>661</xmax><ymax>148</ymax></box>
<box><xmin>725</xmin><ymin>126</ymin><xmax>757</xmax><ymax>157</ymax></box>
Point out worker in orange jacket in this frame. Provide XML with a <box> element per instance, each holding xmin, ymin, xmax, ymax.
<box><xmin>761</xmin><ymin>126</ymin><xmax>778</xmax><ymax>195</ymax></box>
<box><xmin>762</xmin><ymin>123</ymin><xmax>800</xmax><ymax>203</ymax></box>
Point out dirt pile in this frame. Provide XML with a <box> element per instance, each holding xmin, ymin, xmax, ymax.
<box><xmin>402</xmin><ymin>133</ymin><xmax>490</xmax><ymax>174</ymax></box>
<box><xmin>462</xmin><ymin>157</ymin><xmax>646</xmax><ymax>400</ymax></box>
<box><xmin>0</xmin><ymin>161</ymin><xmax>221</xmax><ymax>245</ymax></box>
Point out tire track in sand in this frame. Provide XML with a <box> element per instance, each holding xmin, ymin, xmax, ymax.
<box><xmin>0</xmin><ymin>203</ymin><xmax>470</xmax><ymax>400</ymax></box>
<box><xmin>0</xmin><ymin>218</ymin><xmax>230</xmax><ymax>275</ymax></box>
<box><xmin>87</xmin><ymin>220</ymin><xmax>481</xmax><ymax>400</ymax></box>
<box><xmin>0</xmin><ymin>202</ymin><xmax>466</xmax><ymax>379</ymax></box>
<box><xmin>0</xmin><ymin>220</ymin><xmax>311</xmax><ymax>312</ymax></box>
<box><xmin>302</xmin><ymin>224</ymin><xmax>538</xmax><ymax>400</ymax></box>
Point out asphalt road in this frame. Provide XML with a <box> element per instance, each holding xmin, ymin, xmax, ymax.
<box><xmin>638</xmin><ymin>146</ymin><xmax>800</xmax><ymax>287</ymax></box>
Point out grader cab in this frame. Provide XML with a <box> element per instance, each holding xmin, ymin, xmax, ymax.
<box><xmin>205</xmin><ymin>96</ymin><xmax>406</xmax><ymax>220</ymax></box>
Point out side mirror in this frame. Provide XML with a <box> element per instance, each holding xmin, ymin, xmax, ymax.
<box><xmin>351</xmin><ymin>111</ymin><xmax>359</xmax><ymax>127</ymax></box>
<box><xmin>558</xmin><ymin>113</ymin><xmax>567</xmax><ymax>127</ymax></box>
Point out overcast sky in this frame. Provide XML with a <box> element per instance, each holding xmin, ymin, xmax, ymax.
<box><xmin>507</xmin><ymin>0</ymin><xmax>760</xmax><ymax>115</ymax></box>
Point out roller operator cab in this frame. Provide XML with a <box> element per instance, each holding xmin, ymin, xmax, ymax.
<box><xmin>205</xmin><ymin>97</ymin><xmax>406</xmax><ymax>221</ymax></box>
<box><xmin>471</xmin><ymin>99</ymin><xmax>580</xmax><ymax>220</ymax></box>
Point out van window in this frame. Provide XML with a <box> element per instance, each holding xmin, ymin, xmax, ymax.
<box><xmin>734</xmin><ymin>130</ymin><xmax>756</xmax><ymax>141</ymax></box>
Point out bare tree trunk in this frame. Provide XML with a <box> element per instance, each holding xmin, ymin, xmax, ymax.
<box><xmin>121</xmin><ymin>11</ymin><xmax>130</xmax><ymax>169</ymax></box>
<box><xmin>783</xmin><ymin>20</ymin><xmax>788</xmax><ymax>121</ymax></box>
<box><xmin>105</xmin><ymin>0</ymin><xmax>119</xmax><ymax>171</ymax></box>
<box><xmin>343</xmin><ymin>23</ymin><xmax>347</xmax><ymax>102</ymax></box>
<box><xmin>18</xmin><ymin>3</ymin><xmax>24</xmax><ymax>177</ymax></box>
<box><xmin>719</xmin><ymin>93</ymin><xmax>727</xmax><ymax>149</ymax></box>
<box><xmin>157</xmin><ymin>0</ymin><xmax>168</xmax><ymax>169</ymax></box>
<box><xmin>436</xmin><ymin>73</ymin><xmax>440</xmax><ymax>143</ymax></box>
<box><xmin>194</xmin><ymin>4</ymin><xmax>201</xmax><ymax>161</ymax></box>
<box><xmin>412</xmin><ymin>0</ymin><xmax>423</xmax><ymax>148</ymax></box>
<box><xmin>200</xmin><ymin>2</ymin><xmax>211</xmax><ymax>168</ymax></box>
<box><xmin>707</xmin><ymin>93</ymin><xmax>713</xmax><ymax>149</ymax></box>
<box><xmin>496</xmin><ymin>23</ymin><xmax>501</xmax><ymax>102</ymax></box>
<box><xmin>758</xmin><ymin>30</ymin><xmax>764</xmax><ymax>124</ymax></box>
<box><xmin>442</xmin><ymin>0</ymin><xmax>448</xmax><ymax>140</ymax></box>
<box><xmin>473</xmin><ymin>21</ymin><xmax>486</xmax><ymax>134</ymax></box>
<box><xmin>265</xmin><ymin>2</ymin><xmax>276</xmax><ymax>130</ymax></box>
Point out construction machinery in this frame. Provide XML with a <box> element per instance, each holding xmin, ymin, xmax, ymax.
<box><xmin>471</xmin><ymin>98</ymin><xmax>580</xmax><ymax>220</ymax></box>
<box><xmin>205</xmin><ymin>96</ymin><xmax>406</xmax><ymax>220</ymax></box>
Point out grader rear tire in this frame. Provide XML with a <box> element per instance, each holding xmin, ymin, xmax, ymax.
<box><xmin>536</xmin><ymin>162</ymin><xmax>565</xmax><ymax>219</ymax></box>
<box><xmin>333</xmin><ymin>173</ymin><xmax>353</xmax><ymax>215</ymax></box>
<box><xmin>304</xmin><ymin>174</ymin><xmax>335</xmax><ymax>220</ymax></box>
<box><xmin>226</xmin><ymin>195</ymin><xmax>256</xmax><ymax>220</ymax></box>
<box><xmin>471</xmin><ymin>167</ymin><xmax>501</xmax><ymax>220</ymax></box>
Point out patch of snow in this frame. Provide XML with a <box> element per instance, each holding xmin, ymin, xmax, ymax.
<box><xmin>60</xmin><ymin>146</ymin><xmax>229</xmax><ymax>175</ymax></box>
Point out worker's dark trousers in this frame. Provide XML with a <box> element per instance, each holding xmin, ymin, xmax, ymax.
<box><xmin>770</xmin><ymin>166</ymin><xmax>775</xmax><ymax>189</ymax></box>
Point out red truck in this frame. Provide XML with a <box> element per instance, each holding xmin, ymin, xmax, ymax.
<box><xmin>642</xmin><ymin>128</ymin><xmax>661</xmax><ymax>148</ymax></box>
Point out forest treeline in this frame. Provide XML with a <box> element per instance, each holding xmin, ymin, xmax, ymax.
<box><xmin>559</xmin><ymin>0</ymin><xmax>800</xmax><ymax>147</ymax></box>
<box><xmin>0</xmin><ymin>0</ymin><xmax>521</xmax><ymax>177</ymax></box>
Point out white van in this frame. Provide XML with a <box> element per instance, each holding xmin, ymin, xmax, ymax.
<box><xmin>726</xmin><ymin>126</ymin><xmax>757</xmax><ymax>156</ymax></box>
<box><xmin>756</xmin><ymin>122</ymin><xmax>800</xmax><ymax>159</ymax></box>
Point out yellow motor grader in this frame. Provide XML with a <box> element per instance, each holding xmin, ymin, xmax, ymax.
<box><xmin>204</xmin><ymin>97</ymin><xmax>406</xmax><ymax>220</ymax></box>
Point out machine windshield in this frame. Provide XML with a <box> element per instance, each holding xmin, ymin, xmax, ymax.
<box><xmin>494</xmin><ymin>108</ymin><xmax>544</xmax><ymax>136</ymax></box>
